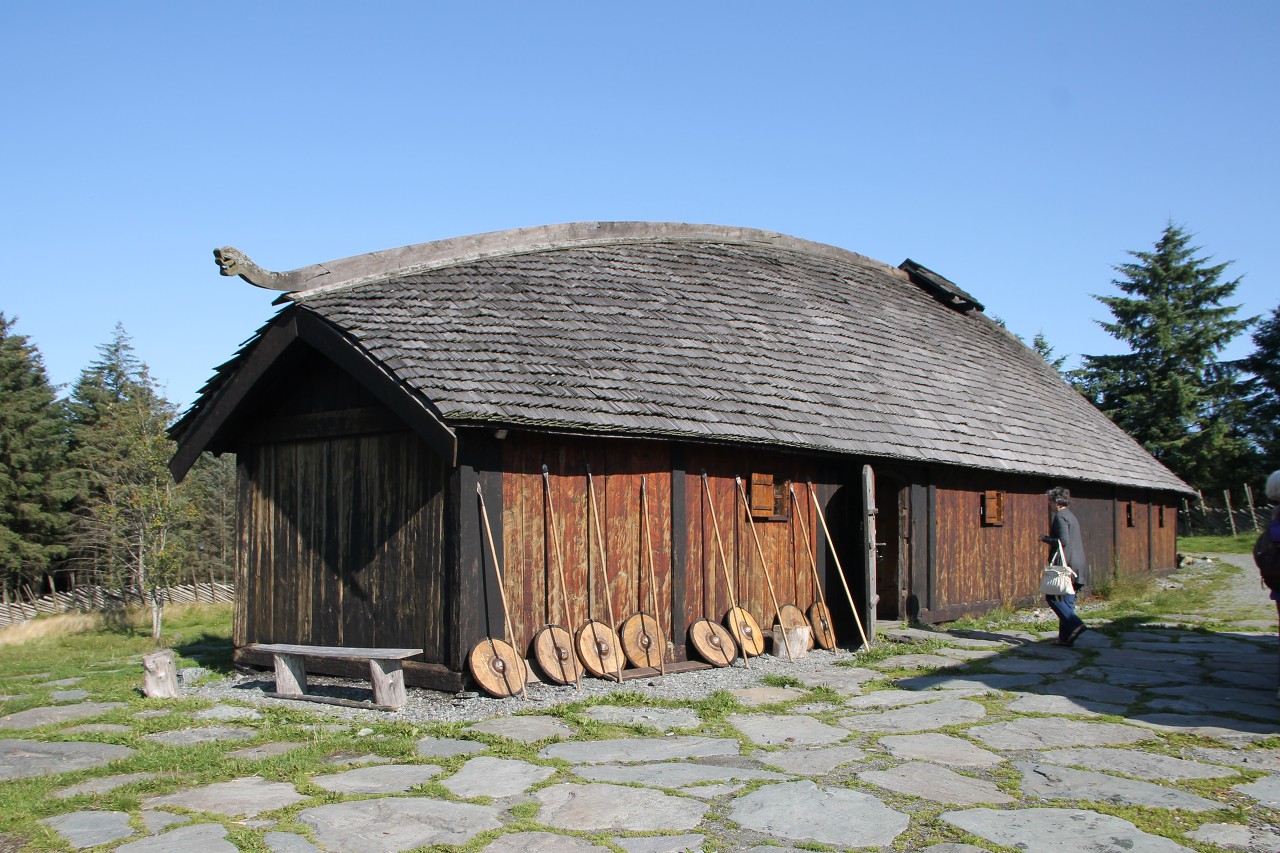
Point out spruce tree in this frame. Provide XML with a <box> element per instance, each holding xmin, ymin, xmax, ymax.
<box><xmin>1073</xmin><ymin>223</ymin><xmax>1253</xmax><ymax>492</ymax></box>
<box><xmin>1032</xmin><ymin>331</ymin><xmax>1068</xmax><ymax>373</ymax></box>
<box><xmin>66</xmin><ymin>325</ymin><xmax>184</xmax><ymax>637</ymax></box>
<box><xmin>1240</xmin><ymin>303</ymin><xmax>1280</xmax><ymax>478</ymax></box>
<box><xmin>0</xmin><ymin>314</ymin><xmax>72</xmax><ymax>597</ymax></box>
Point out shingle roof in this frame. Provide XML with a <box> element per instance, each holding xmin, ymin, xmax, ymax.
<box><xmin>180</xmin><ymin>222</ymin><xmax>1191</xmax><ymax>494</ymax></box>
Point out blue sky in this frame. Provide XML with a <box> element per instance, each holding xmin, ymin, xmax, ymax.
<box><xmin>3</xmin><ymin>2</ymin><xmax>1276</xmax><ymax>411</ymax></box>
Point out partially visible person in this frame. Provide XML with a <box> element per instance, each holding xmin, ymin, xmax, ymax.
<box><xmin>1266</xmin><ymin>470</ymin><xmax>1280</xmax><ymax>698</ymax></box>
<box><xmin>1041</xmin><ymin>486</ymin><xmax>1088</xmax><ymax>647</ymax></box>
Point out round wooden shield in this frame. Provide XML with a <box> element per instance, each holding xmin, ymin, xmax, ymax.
<box><xmin>531</xmin><ymin>624</ymin><xmax>582</xmax><ymax>685</ymax></box>
<box><xmin>575</xmin><ymin>620</ymin><xmax>625</xmax><ymax>678</ymax></box>
<box><xmin>807</xmin><ymin>601</ymin><xmax>836</xmax><ymax>650</ymax></box>
<box><xmin>724</xmin><ymin>606</ymin><xmax>764</xmax><ymax>657</ymax></box>
<box><xmin>468</xmin><ymin>638</ymin><xmax>527</xmax><ymax>698</ymax></box>
<box><xmin>619</xmin><ymin>612</ymin><xmax>666</xmax><ymax>669</ymax></box>
<box><xmin>688</xmin><ymin>618</ymin><xmax>737</xmax><ymax>667</ymax></box>
<box><xmin>776</xmin><ymin>603</ymin><xmax>814</xmax><ymax>649</ymax></box>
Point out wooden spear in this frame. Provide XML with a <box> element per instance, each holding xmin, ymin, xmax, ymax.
<box><xmin>734</xmin><ymin>476</ymin><xmax>795</xmax><ymax>661</ymax></box>
<box><xmin>541</xmin><ymin>465</ymin><xmax>582</xmax><ymax>689</ymax></box>
<box><xmin>640</xmin><ymin>476</ymin><xmax>668</xmax><ymax>675</ymax></box>
<box><xmin>476</xmin><ymin>482</ymin><xmax>527</xmax><ymax>700</ymax></box>
<box><xmin>788</xmin><ymin>483</ymin><xmax>838</xmax><ymax>655</ymax></box>
<box><xmin>585</xmin><ymin>467</ymin><xmax>625</xmax><ymax>683</ymax></box>
<box><xmin>701</xmin><ymin>472</ymin><xmax>749</xmax><ymax>667</ymax></box>
<box><xmin>808</xmin><ymin>482</ymin><xmax>871</xmax><ymax>650</ymax></box>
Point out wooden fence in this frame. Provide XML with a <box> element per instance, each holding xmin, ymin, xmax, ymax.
<box><xmin>0</xmin><ymin>583</ymin><xmax>234</xmax><ymax>629</ymax></box>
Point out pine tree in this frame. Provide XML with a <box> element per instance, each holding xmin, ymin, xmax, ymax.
<box><xmin>1032</xmin><ymin>331</ymin><xmax>1068</xmax><ymax>373</ymax></box>
<box><xmin>1240</xmin><ymin>303</ymin><xmax>1280</xmax><ymax>478</ymax></box>
<box><xmin>1073</xmin><ymin>223</ymin><xmax>1254</xmax><ymax>492</ymax></box>
<box><xmin>66</xmin><ymin>325</ymin><xmax>184</xmax><ymax>639</ymax></box>
<box><xmin>0</xmin><ymin>314</ymin><xmax>72</xmax><ymax>598</ymax></box>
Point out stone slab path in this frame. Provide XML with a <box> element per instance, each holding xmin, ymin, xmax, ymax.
<box><xmin>11</xmin><ymin>554</ymin><xmax>1280</xmax><ymax>851</ymax></box>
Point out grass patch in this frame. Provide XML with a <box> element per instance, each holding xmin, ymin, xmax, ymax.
<box><xmin>1178</xmin><ymin>533</ymin><xmax>1258</xmax><ymax>554</ymax></box>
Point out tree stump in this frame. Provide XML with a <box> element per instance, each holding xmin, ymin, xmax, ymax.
<box><xmin>142</xmin><ymin>649</ymin><xmax>179</xmax><ymax>699</ymax></box>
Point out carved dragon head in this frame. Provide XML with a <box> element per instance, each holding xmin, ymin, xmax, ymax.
<box><xmin>213</xmin><ymin>246</ymin><xmax>249</xmax><ymax>278</ymax></box>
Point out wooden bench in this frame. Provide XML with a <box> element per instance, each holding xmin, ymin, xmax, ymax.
<box><xmin>248</xmin><ymin>644</ymin><xmax>423</xmax><ymax>711</ymax></box>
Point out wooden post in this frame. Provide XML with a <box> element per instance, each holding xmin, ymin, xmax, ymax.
<box><xmin>1245</xmin><ymin>484</ymin><xmax>1261</xmax><ymax>533</ymax></box>
<box><xmin>142</xmin><ymin>649</ymin><xmax>179</xmax><ymax>699</ymax></box>
<box><xmin>367</xmin><ymin>659</ymin><xmax>407</xmax><ymax>710</ymax></box>
<box><xmin>1224</xmin><ymin>490</ymin><xmax>1238</xmax><ymax>537</ymax></box>
<box><xmin>273</xmin><ymin>653</ymin><xmax>307</xmax><ymax>697</ymax></box>
<box><xmin>1182</xmin><ymin>499</ymin><xmax>1193</xmax><ymax>536</ymax></box>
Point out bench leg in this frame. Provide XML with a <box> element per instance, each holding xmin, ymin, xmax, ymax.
<box><xmin>274</xmin><ymin>654</ymin><xmax>307</xmax><ymax>697</ymax></box>
<box><xmin>368</xmin><ymin>659</ymin><xmax>407</xmax><ymax>710</ymax></box>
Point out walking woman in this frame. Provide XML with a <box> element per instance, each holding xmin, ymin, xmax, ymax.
<box><xmin>1042</xmin><ymin>487</ymin><xmax>1088</xmax><ymax>646</ymax></box>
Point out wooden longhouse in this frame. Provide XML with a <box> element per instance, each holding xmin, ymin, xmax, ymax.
<box><xmin>169</xmin><ymin>222</ymin><xmax>1193</xmax><ymax>691</ymax></box>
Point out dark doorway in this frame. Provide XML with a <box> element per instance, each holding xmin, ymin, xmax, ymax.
<box><xmin>820</xmin><ymin>482</ymin><xmax>870</xmax><ymax>650</ymax></box>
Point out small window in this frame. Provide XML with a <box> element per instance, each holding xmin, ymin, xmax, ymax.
<box><xmin>981</xmin><ymin>490</ymin><xmax>1005</xmax><ymax>526</ymax></box>
<box><xmin>1125</xmin><ymin>501</ymin><xmax>1135</xmax><ymax>528</ymax></box>
<box><xmin>1158</xmin><ymin>505</ymin><xmax>1165</xmax><ymax>528</ymax></box>
<box><xmin>750</xmin><ymin>473</ymin><xmax>790</xmax><ymax>521</ymax></box>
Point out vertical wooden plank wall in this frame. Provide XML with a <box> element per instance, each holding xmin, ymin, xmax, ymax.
<box><xmin>501</xmin><ymin>435</ymin><xmax>672</xmax><ymax>652</ymax></box>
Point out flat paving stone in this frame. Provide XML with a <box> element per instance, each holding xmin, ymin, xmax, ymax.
<box><xmin>1234</xmin><ymin>775</ymin><xmax>1280</xmax><ymax>807</ymax></box>
<box><xmin>264</xmin><ymin>831</ymin><xmax>324</xmax><ymax>853</ymax></box>
<box><xmin>227</xmin><ymin>741</ymin><xmax>307</xmax><ymax>761</ymax></box>
<box><xmin>1035</xmin><ymin>747</ymin><xmax>1236</xmax><ymax>780</ymax></box>
<box><xmin>1005</xmin><ymin>694</ymin><xmax>1123</xmax><ymax>717</ymax></box>
<box><xmin>921</xmin><ymin>845</ymin><xmax>991</xmax><ymax>853</ymax></box>
<box><xmin>466</xmin><ymin>715</ymin><xmax>574</xmax><ymax>742</ymax></box>
<box><xmin>40</xmin><ymin>810</ymin><xmax>135</xmax><ymax>849</ymax></box>
<box><xmin>55</xmin><ymin>771</ymin><xmax>161</xmax><ymax>797</ymax></box>
<box><xmin>0</xmin><ymin>738</ymin><xmax>134</xmax><ymax>780</ymax></box>
<box><xmin>1040</xmin><ymin>678</ymin><xmax>1140</xmax><ymax>706</ymax></box>
<box><xmin>325</xmin><ymin>751</ymin><xmax>391</xmax><ymax>766</ymax></box>
<box><xmin>299</xmin><ymin>798</ymin><xmax>502</xmax><ymax>853</ymax></box>
<box><xmin>0</xmin><ymin>701</ymin><xmax>125</xmax><ymax>729</ymax></box>
<box><xmin>42</xmin><ymin>677</ymin><xmax>84</xmax><ymax>687</ymax></box>
<box><xmin>535</xmin><ymin>782</ymin><xmax>708</xmax><ymax>831</ymax></box>
<box><xmin>730</xmin><ymin>712</ymin><xmax>847</xmax><ymax>746</ymax></box>
<box><xmin>968</xmin><ymin>718</ymin><xmax>1152</xmax><ymax>751</ymax></box>
<box><xmin>194</xmin><ymin>703</ymin><xmax>262</xmax><ymax>721</ymax></box>
<box><xmin>442</xmin><ymin>755</ymin><xmax>556</xmax><ymax>798</ymax></box>
<box><xmin>861</xmin><ymin>761</ymin><xmax>1015</xmax><ymax>805</ymax></box>
<box><xmin>51</xmin><ymin>690</ymin><xmax>90</xmax><ymax>702</ymax></box>
<box><xmin>1015</xmin><ymin>761</ymin><xmax>1221</xmax><ymax>811</ymax></box>
<box><xmin>873</xmin><ymin>652</ymin><xmax>965</xmax><ymax>670</ymax></box>
<box><xmin>1074</xmin><ymin>665</ymin><xmax>1198</xmax><ymax>686</ymax></box>
<box><xmin>792</xmin><ymin>666</ymin><xmax>879</xmax><ymax>693</ymax></box>
<box><xmin>480</xmin><ymin>831</ymin><xmax>613</xmax><ymax>852</ymax></box>
<box><xmin>1187</xmin><ymin>823</ymin><xmax>1280</xmax><ymax>852</ymax></box>
<box><xmin>574</xmin><ymin>760</ymin><xmax>787</xmax><ymax>795</ymax></box>
<box><xmin>841</xmin><ymin>697</ymin><xmax>987</xmax><ymax>733</ymax></box>
<box><xmin>580</xmin><ymin>706</ymin><xmax>700</xmax><ymax>729</ymax></box>
<box><xmin>728</xmin><ymin>779</ymin><xmax>908</xmax><ymax>848</ymax></box>
<box><xmin>897</xmin><ymin>673</ymin><xmax>1044</xmax><ymax>691</ymax></box>
<box><xmin>942</xmin><ymin>806</ymin><xmax>1193</xmax><ymax>852</ymax></box>
<box><xmin>144</xmin><ymin>776</ymin><xmax>306</xmax><ymax>817</ymax></box>
<box><xmin>417</xmin><ymin>735</ymin><xmax>487</xmax><ymax>757</ymax></box>
<box><xmin>312</xmin><ymin>763</ymin><xmax>441</xmax><ymax>794</ymax></box>
<box><xmin>985</xmin><ymin>656</ymin><xmax>1077</xmax><ymax>674</ymax></box>
<box><xmin>845</xmin><ymin>689</ymin><xmax>952</xmax><ymax>709</ymax></box>
<box><xmin>729</xmin><ymin>686</ymin><xmax>808</xmax><ymax>706</ymax></box>
<box><xmin>139</xmin><ymin>810</ymin><xmax>185</xmax><ymax>833</ymax></box>
<box><xmin>143</xmin><ymin>725</ymin><xmax>256</xmax><ymax>745</ymax></box>
<box><xmin>117</xmin><ymin>823</ymin><xmax>236</xmax><ymax>852</ymax></box>
<box><xmin>756</xmin><ymin>744</ymin><xmax>867</xmax><ymax>774</ymax></box>
<box><xmin>1091</xmin><ymin>648</ymin><xmax>1199</xmax><ymax>671</ymax></box>
<box><xmin>540</xmin><ymin>735</ymin><xmax>738</xmax><ymax>764</ymax></box>
<box><xmin>879</xmin><ymin>733</ymin><xmax>1004</xmax><ymax>768</ymax></box>
<box><xmin>1189</xmin><ymin>746</ymin><xmax>1280</xmax><ymax>773</ymax></box>
<box><xmin>1126</xmin><ymin>713</ymin><xmax>1276</xmax><ymax>743</ymax></box>
<box><xmin>615</xmin><ymin>834</ymin><xmax>706</xmax><ymax>853</ymax></box>
<box><xmin>936</xmin><ymin>647</ymin><xmax>1001</xmax><ymax>660</ymax></box>
<box><xmin>63</xmin><ymin>723</ymin><xmax>131</xmax><ymax>734</ymax></box>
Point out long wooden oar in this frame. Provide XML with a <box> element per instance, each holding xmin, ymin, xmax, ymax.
<box><xmin>789</xmin><ymin>483</ymin><xmax>838</xmax><ymax>655</ymax></box>
<box><xmin>734</xmin><ymin>476</ymin><xmax>795</xmax><ymax>660</ymax></box>
<box><xmin>640</xmin><ymin>476</ymin><xmax>668</xmax><ymax>675</ymax></box>
<box><xmin>541</xmin><ymin>465</ymin><xmax>582</xmax><ymax>689</ymax></box>
<box><xmin>476</xmin><ymin>483</ymin><xmax>527</xmax><ymax>700</ymax></box>
<box><xmin>701</xmin><ymin>472</ymin><xmax>749</xmax><ymax>668</ymax></box>
<box><xmin>586</xmin><ymin>468</ymin><xmax>626</xmax><ymax>683</ymax></box>
<box><xmin>808</xmin><ymin>482</ymin><xmax>871</xmax><ymax>650</ymax></box>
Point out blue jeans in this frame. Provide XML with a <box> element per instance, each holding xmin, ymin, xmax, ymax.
<box><xmin>1045</xmin><ymin>593</ymin><xmax>1085</xmax><ymax>643</ymax></box>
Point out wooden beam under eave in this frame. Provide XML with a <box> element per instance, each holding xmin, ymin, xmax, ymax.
<box><xmin>293</xmin><ymin>311</ymin><xmax>457</xmax><ymax>467</ymax></box>
<box><xmin>169</xmin><ymin>311</ymin><xmax>302</xmax><ymax>482</ymax></box>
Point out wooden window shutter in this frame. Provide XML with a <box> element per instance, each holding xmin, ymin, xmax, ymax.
<box><xmin>981</xmin><ymin>490</ymin><xmax>1005</xmax><ymax>526</ymax></box>
<box><xmin>751</xmin><ymin>473</ymin><xmax>775</xmax><ymax>519</ymax></box>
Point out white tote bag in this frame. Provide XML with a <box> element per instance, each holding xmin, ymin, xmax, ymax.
<box><xmin>1039</xmin><ymin>542</ymin><xmax>1076</xmax><ymax>596</ymax></box>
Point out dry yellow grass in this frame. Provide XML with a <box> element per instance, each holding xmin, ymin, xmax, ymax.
<box><xmin>0</xmin><ymin>612</ymin><xmax>102</xmax><ymax>646</ymax></box>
